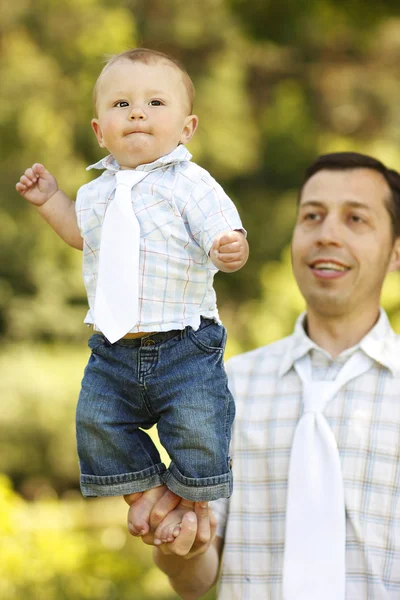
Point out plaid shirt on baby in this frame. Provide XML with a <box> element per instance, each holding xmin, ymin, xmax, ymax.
<box><xmin>75</xmin><ymin>145</ymin><xmax>244</xmax><ymax>332</ymax></box>
<box><xmin>212</xmin><ymin>310</ymin><xmax>400</xmax><ymax>600</ymax></box>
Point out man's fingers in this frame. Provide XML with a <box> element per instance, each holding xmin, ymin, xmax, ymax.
<box><xmin>160</xmin><ymin>512</ymin><xmax>198</xmax><ymax>556</ymax></box>
<box><xmin>150</xmin><ymin>489</ymin><xmax>181</xmax><ymax>530</ymax></box>
<box><xmin>194</xmin><ymin>502</ymin><xmax>211</xmax><ymax>544</ymax></box>
<box><xmin>153</xmin><ymin>505</ymin><xmax>216</xmax><ymax>559</ymax></box>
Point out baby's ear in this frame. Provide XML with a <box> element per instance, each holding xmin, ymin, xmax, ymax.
<box><xmin>180</xmin><ymin>114</ymin><xmax>199</xmax><ymax>145</ymax></box>
<box><xmin>91</xmin><ymin>119</ymin><xmax>106</xmax><ymax>148</ymax></box>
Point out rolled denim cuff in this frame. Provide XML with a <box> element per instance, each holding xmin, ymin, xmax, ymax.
<box><xmin>80</xmin><ymin>463</ymin><xmax>166</xmax><ymax>497</ymax></box>
<box><xmin>163</xmin><ymin>461</ymin><xmax>233</xmax><ymax>501</ymax></box>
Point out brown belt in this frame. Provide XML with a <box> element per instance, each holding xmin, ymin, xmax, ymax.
<box><xmin>121</xmin><ymin>331</ymin><xmax>156</xmax><ymax>339</ymax></box>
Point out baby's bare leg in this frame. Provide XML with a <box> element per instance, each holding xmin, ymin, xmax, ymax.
<box><xmin>125</xmin><ymin>486</ymin><xmax>171</xmax><ymax>536</ymax></box>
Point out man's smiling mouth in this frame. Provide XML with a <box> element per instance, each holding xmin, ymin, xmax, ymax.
<box><xmin>310</xmin><ymin>260</ymin><xmax>350</xmax><ymax>272</ymax></box>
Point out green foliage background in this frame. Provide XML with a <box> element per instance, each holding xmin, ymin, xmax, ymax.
<box><xmin>2</xmin><ymin>0</ymin><xmax>400</xmax><ymax>598</ymax></box>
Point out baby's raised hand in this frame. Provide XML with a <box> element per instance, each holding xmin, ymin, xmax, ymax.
<box><xmin>16</xmin><ymin>163</ymin><xmax>58</xmax><ymax>206</ymax></box>
<box><xmin>211</xmin><ymin>230</ymin><xmax>249</xmax><ymax>272</ymax></box>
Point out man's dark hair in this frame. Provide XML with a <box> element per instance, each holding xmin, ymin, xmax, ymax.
<box><xmin>299</xmin><ymin>152</ymin><xmax>400</xmax><ymax>239</ymax></box>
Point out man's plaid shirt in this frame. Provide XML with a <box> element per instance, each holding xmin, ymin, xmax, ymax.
<box><xmin>75</xmin><ymin>145</ymin><xmax>244</xmax><ymax>332</ymax></box>
<box><xmin>212</xmin><ymin>310</ymin><xmax>400</xmax><ymax>599</ymax></box>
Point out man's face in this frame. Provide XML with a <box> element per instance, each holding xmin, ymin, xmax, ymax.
<box><xmin>291</xmin><ymin>168</ymin><xmax>400</xmax><ymax>320</ymax></box>
<box><xmin>91</xmin><ymin>59</ymin><xmax>198</xmax><ymax>169</ymax></box>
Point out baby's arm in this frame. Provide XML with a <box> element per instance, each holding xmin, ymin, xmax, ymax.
<box><xmin>16</xmin><ymin>163</ymin><xmax>83</xmax><ymax>250</ymax></box>
<box><xmin>210</xmin><ymin>230</ymin><xmax>249</xmax><ymax>272</ymax></box>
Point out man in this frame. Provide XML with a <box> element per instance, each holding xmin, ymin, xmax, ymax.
<box><xmin>129</xmin><ymin>152</ymin><xmax>400</xmax><ymax>599</ymax></box>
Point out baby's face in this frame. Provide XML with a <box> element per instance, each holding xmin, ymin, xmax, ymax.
<box><xmin>91</xmin><ymin>59</ymin><xmax>198</xmax><ymax>169</ymax></box>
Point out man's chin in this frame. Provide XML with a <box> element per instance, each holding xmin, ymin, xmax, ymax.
<box><xmin>306</xmin><ymin>293</ymin><xmax>352</xmax><ymax>318</ymax></box>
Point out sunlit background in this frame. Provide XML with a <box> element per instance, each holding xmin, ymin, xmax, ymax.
<box><xmin>2</xmin><ymin>0</ymin><xmax>400</xmax><ymax>598</ymax></box>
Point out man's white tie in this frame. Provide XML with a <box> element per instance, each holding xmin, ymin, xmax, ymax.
<box><xmin>282</xmin><ymin>351</ymin><xmax>373</xmax><ymax>600</ymax></box>
<box><xmin>93</xmin><ymin>169</ymin><xmax>150</xmax><ymax>344</ymax></box>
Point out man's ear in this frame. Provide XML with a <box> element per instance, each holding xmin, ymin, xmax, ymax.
<box><xmin>91</xmin><ymin>119</ymin><xmax>106</xmax><ymax>148</ymax></box>
<box><xmin>387</xmin><ymin>237</ymin><xmax>400</xmax><ymax>273</ymax></box>
<box><xmin>179</xmin><ymin>114</ymin><xmax>199</xmax><ymax>145</ymax></box>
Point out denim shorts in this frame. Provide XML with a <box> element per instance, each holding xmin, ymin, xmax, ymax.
<box><xmin>76</xmin><ymin>317</ymin><xmax>235</xmax><ymax>501</ymax></box>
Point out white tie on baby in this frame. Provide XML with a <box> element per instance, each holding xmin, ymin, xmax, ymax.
<box><xmin>93</xmin><ymin>169</ymin><xmax>150</xmax><ymax>343</ymax></box>
<box><xmin>282</xmin><ymin>351</ymin><xmax>373</xmax><ymax>600</ymax></box>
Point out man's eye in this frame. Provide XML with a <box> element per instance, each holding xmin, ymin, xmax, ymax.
<box><xmin>149</xmin><ymin>100</ymin><xmax>163</xmax><ymax>106</ymax></box>
<box><xmin>115</xmin><ymin>101</ymin><xmax>129</xmax><ymax>108</ymax></box>
<box><xmin>350</xmin><ymin>215</ymin><xmax>364</xmax><ymax>223</ymax></box>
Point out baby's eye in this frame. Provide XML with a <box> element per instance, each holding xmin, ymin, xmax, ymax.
<box><xmin>149</xmin><ymin>99</ymin><xmax>163</xmax><ymax>106</ymax></box>
<box><xmin>114</xmin><ymin>101</ymin><xmax>129</xmax><ymax>108</ymax></box>
<box><xmin>304</xmin><ymin>212</ymin><xmax>320</xmax><ymax>221</ymax></box>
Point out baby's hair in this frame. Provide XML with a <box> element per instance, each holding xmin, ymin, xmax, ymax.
<box><xmin>93</xmin><ymin>47</ymin><xmax>195</xmax><ymax>114</ymax></box>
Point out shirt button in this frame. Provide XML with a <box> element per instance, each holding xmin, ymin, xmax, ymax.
<box><xmin>143</xmin><ymin>339</ymin><xmax>155</xmax><ymax>346</ymax></box>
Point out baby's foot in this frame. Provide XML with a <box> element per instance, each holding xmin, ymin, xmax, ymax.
<box><xmin>125</xmin><ymin>486</ymin><xmax>167</xmax><ymax>537</ymax></box>
<box><xmin>154</xmin><ymin>498</ymin><xmax>206</xmax><ymax>545</ymax></box>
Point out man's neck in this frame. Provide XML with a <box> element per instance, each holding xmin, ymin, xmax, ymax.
<box><xmin>305</xmin><ymin>306</ymin><xmax>380</xmax><ymax>359</ymax></box>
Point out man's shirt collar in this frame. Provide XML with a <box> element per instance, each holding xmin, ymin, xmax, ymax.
<box><xmin>279</xmin><ymin>309</ymin><xmax>400</xmax><ymax>377</ymax></box>
<box><xmin>86</xmin><ymin>144</ymin><xmax>192</xmax><ymax>173</ymax></box>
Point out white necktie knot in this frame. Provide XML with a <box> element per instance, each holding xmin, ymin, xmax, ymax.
<box><xmin>115</xmin><ymin>169</ymin><xmax>145</xmax><ymax>188</ymax></box>
<box><xmin>302</xmin><ymin>380</ymin><xmax>336</xmax><ymax>414</ymax></box>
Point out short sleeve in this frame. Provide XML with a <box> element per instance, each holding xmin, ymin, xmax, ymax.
<box><xmin>184</xmin><ymin>173</ymin><xmax>246</xmax><ymax>256</ymax></box>
<box><xmin>75</xmin><ymin>183</ymin><xmax>87</xmax><ymax>235</ymax></box>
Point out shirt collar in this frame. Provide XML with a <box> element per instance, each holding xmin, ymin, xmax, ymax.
<box><xmin>279</xmin><ymin>308</ymin><xmax>400</xmax><ymax>377</ymax></box>
<box><xmin>86</xmin><ymin>144</ymin><xmax>192</xmax><ymax>173</ymax></box>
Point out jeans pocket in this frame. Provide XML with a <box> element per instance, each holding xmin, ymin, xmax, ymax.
<box><xmin>188</xmin><ymin>321</ymin><xmax>227</xmax><ymax>353</ymax></box>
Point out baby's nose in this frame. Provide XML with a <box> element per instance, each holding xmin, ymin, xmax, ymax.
<box><xmin>129</xmin><ymin>107</ymin><xmax>146</xmax><ymax>119</ymax></box>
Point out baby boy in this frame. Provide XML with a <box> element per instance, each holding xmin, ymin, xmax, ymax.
<box><xmin>16</xmin><ymin>48</ymin><xmax>248</xmax><ymax>543</ymax></box>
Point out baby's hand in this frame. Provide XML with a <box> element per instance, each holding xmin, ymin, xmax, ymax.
<box><xmin>16</xmin><ymin>163</ymin><xmax>58</xmax><ymax>206</ymax></box>
<box><xmin>211</xmin><ymin>230</ymin><xmax>249</xmax><ymax>272</ymax></box>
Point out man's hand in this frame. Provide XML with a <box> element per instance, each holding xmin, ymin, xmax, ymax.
<box><xmin>129</xmin><ymin>487</ymin><xmax>217</xmax><ymax>559</ymax></box>
<box><xmin>154</xmin><ymin>502</ymin><xmax>217</xmax><ymax>559</ymax></box>
<box><xmin>210</xmin><ymin>230</ymin><xmax>249</xmax><ymax>272</ymax></box>
<box><xmin>16</xmin><ymin>163</ymin><xmax>58</xmax><ymax>206</ymax></box>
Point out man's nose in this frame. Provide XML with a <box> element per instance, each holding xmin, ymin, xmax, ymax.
<box><xmin>317</xmin><ymin>216</ymin><xmax>342</xmax><ymax>245</ymax></box>
<box><xmin>129</xmin><ymin>106</ymin><xmax>146</xmax><ymax>120</ymax></box>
